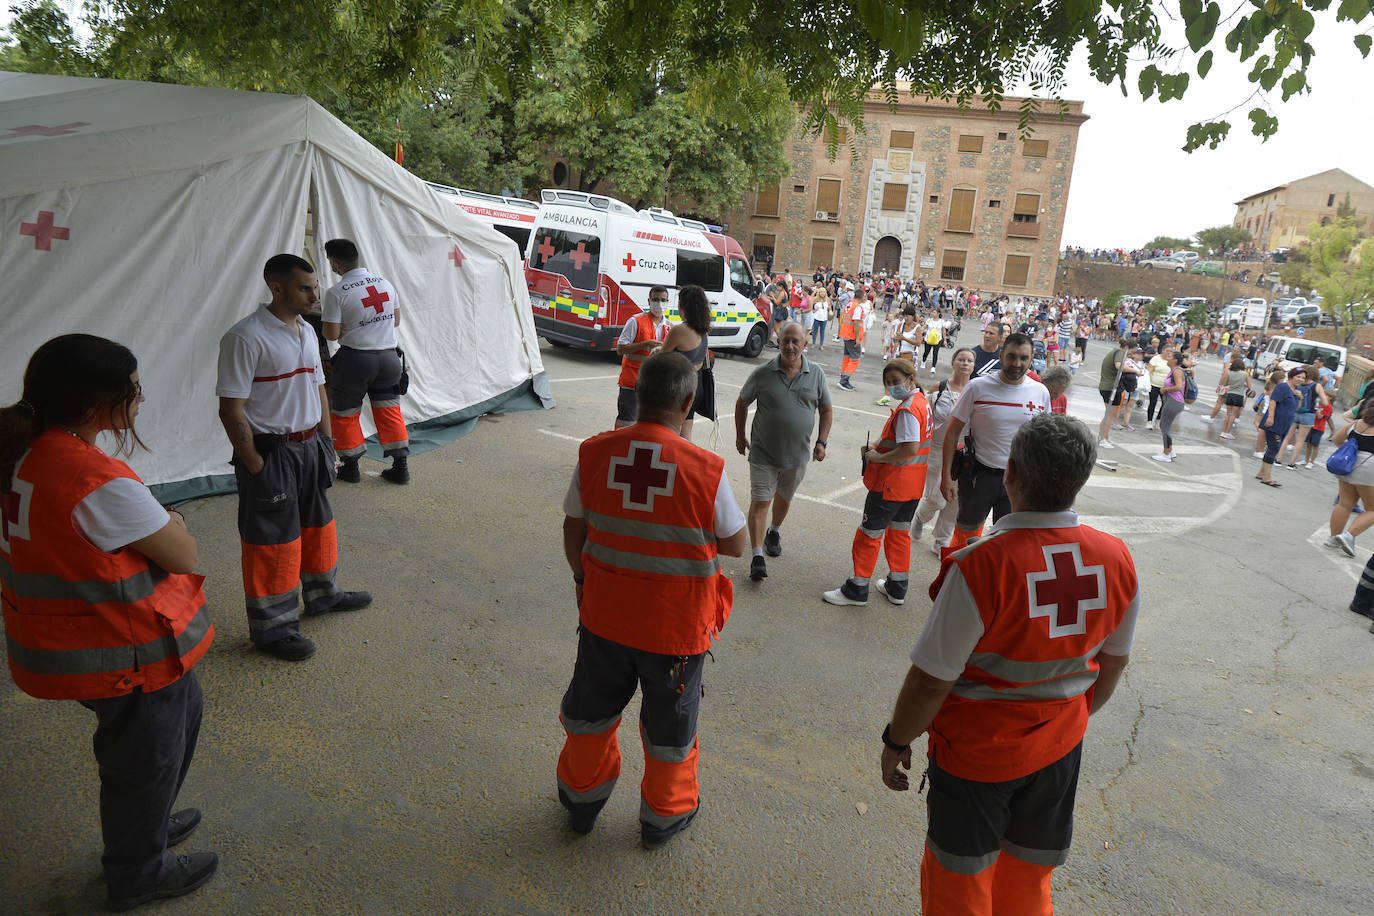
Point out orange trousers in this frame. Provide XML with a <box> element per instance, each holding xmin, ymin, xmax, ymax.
<box><xmin>920</xmin><ymin>846</ymin><xmax>1054</xmax><ymax>916</ymax></box>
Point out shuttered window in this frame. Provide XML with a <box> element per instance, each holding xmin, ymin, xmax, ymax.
<box><xmin>946</xmin><ymin>188</ymin><xmax>976</xmax><ymax>232</ymax></box>
<box><xmin>890</xmin><ymin>130</ymin><xmax>915</xmax><ymax>149</ymax></box>
<box><xmin>815</xmin><ymin>179</ymin><xmax>841</xmax><ymax>215</ymax></box>
<box><xmin>1013</xmin><ymin>192</ymin><xmax>1040</xmax><ymax>222</ymax></box>
<box><xmin>881</xmin><ymin>182</ymin><xmax>909</xmax><ymax>211</ymax></box>
<box><xmin>824</xmin><ymin>123</ymin><xmax>849</xmax><ymax>146</ymax></box>
<box><xmin>752</xmin><ymin>234</ymin><xmax>775</xmax><ymax>264</ymax></box>
<box><xmin>1003</xmin><ymin>254</ymin><xmax>1031</xmax><ymax>287</ymax></box>
<box><xmin>940</xmin><ymin>249</ymin><xmax>967</xmax><ymax>282</ymax></box>
<box><xmin>958</xmin><ymin>135</ymin><xmax>983</xmax><ymax>153</ymax></box>
<box><xmin>1023</xmin><ymin>138</ymin><xmax>1049</xmax><ymax>157</ymax></box>
<box><xmin>754</xmin><ymin>184</ymin><xmax>781</xmax><ymax>217</ymax></box>
<box><xmin>810</xmin><ymin>238</ymin><xmax>835</xmax><ymax>269</ymax></box>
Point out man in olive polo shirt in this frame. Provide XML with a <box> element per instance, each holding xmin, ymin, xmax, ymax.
<box><xmin>734</xmin><ymin>322</ymin><xmax>834</xmax><ymax>582</ymax></box>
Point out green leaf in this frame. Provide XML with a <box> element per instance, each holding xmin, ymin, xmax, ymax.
<box><xmin>1197</xmin><ymin>49</ymin><xmax>1214</xmax><ymax>77</ymax></box>
<box><xmin>1248</xmin><ymin>107</ymin><xmax>1279</xmax><ymax>140</ymax></box>
<box><xmin>1258</xmin><ymin>66</ymin><xmax>1281</xmax><ymax>90</ymax></box>
<box><xmin>1337</xmin><ymin>0</ymin><xmax>1372</xmax><ymax>21</ymax></box>
<box><xmin>1356</xmin><ymin>34</ymin><xmax>1373</xmax><ymax>57</ymax></box>
<box><xmin>1138</xmin><ymin>64</ymin><xmax>1159</xmax><ymax>100</ymax></box>
<box><xmin>1184</xmin><ymin>1</ymin><xmax>1222</xmax><ymax>51</ymax></box>
<box><xmin>1280</xmin><ymin>70</ymin><xmax>1306</xmax><ymax>98</ymax></box>
<box><xmin>1248</xmin><ymin>54</ymin><xmax>1270</xmax><ymax>82</ymax></box>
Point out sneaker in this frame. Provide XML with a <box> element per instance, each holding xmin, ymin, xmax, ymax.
<box><xmin>1151</xmin><ymin>453</ymin><xmax>1172</xmax><ymax>462</ymax></box>
<box><xmin>380</xmin><ymin>465</ymin><xmax>410</xmax><ymax>484</ymax></box>
<box><xmin>1305</xmin><ymin>461</ymin><xmax>1316</xmax><ymax>469</ymax></box>
<box><xmin>913</xmin><ymin>518</ymin><xmax>925</xmax><ymax>541</ymax></box>
<box><xmin>823</xmin><ymin>581</ymin><xmax>869</xmax><ymax>606</ymax></box>
<box><xmin>1338</xmin><ymin>532</ymin><xmax>1357</xmax><ymax>557</ymax></box>
<box><xmin>1253</xmin><ymin>451</ymin><xmax>1264</xmax><ymax>459</ymax></box>
<box><xmin>875</xmin><ymin>395</ymin><xmax>892</xmax><ymax>406</ymax></box>
<box><xmin>305</xmin><ymin>590</ymin><xmax>373</xmax><ymax>616</ymax></box>
<box><xmin>763</xmin><ymin>528</ymin><xmax>782</xmax><ymax>557</ymax></box>
<box><xmin>1286</xmin><ymin>463</ymin><xmax>1299</xmax><ymax>470</ymax></box>
<box><xmin>1111</xmin><ymin>423</ymin><xmax>1126</xmax><ymax>430</ymax></box>
<box><xmin>336</xmin><ymin>460</ymin><xmax>361</xmax><ymax>483</ymax></box>
<box><xmin>1325</xmin><ymin>535</ymin><xmax>1344</xmax><ymax>550</ymax></box>
<box><xmin>749</xmin><ymin>555</ymin><xmax>768</xmax><ymax>581</ymax></box>
<box><xmin>257</xmin><ymin>634</ymin><xmax>316</xmax><ymax>661</ymax></box>
<box><xmin>1145</xmin><ymin>421</ymin><xmax>1155</xmax><ymax>430</ymax></box>
<box><xmin>875</xmin><ymin>578</ymin><xmax>907</xmax><ymax>606</ymax></box>
<box><xmin>1219</xmin><ymin>432</ymin><xmax>1235</xmax><ymax>439</ymax></box>
<box><xmin>1098</xmin><ymin>439</ymin><xmax>1116</xmax><ymax>449</ymax></box>
<box><xmin>839</xmin><ymin>380</ymin><xmax>857</xmax><ymax>391</ymax></box>
<box><xmin>107</xmin><ymin>852</ymin><xmax>219</xmax><ymax>911</ymax></box>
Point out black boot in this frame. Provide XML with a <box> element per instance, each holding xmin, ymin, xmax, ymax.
<box><xmin>337</xmin><ymin>458</ymin><xmax>360</xmax><ymax>483</ymax></box>
<box><xmin>381</xmin><ymin>456</ymin><xmax>410</xmax><ymax>485</ymax></box>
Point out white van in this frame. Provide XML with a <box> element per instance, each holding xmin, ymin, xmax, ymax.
<box><xmin>1254</xmin><ymin>335</ymin><xmax>1347</xmax><ymax>382</ymax></box>
<box><xmin>428</xmin><ymin>183</ymin><xmax>540</xmax><ymax>255</ymax></box>
<box><xmin>1219</xmin><ymin>297</ymin><xmax>1268</xmax><ymax>330</ymax></box>
<box><xmin>525</xmin><ymin>189</ymin><xmax>768</xmax><ymax>357</ymax></box>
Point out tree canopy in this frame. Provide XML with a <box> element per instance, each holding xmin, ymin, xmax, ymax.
<box><xmin>1195</xmin><ymin>225</ymin><xmax>1253</xmax><ymax>254</ymax></box>
<box><xmin>4</xmin><ymin>0</ymin><xmax>1373</xmax><ymax>154</ymax></box>
<box><xmin>1144</xmin><ymin>235</ymin><xmax>1194</xmax><ymax>251</ymax></box>
<box><xmin>1279</xmin><ymin>212</ymin><xmax>1374</xmax><ymax>345</ymax></box>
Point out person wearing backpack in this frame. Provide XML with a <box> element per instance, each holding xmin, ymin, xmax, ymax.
<box><xmin>1153</xmin><ymin>351</ymin><xmax>1188</xmax><ymax>463</ymax></box>
<box><xmin>920</xmin><ymin>311</ymin><xmax>945</xmax><ymax>375</ymax></box>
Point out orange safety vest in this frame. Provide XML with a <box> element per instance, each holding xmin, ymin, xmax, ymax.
<box><xmin>863</xmin><ymin>390</ymin><xmax>932</xmax><ymax>502</ymax></box>
<box><xmin>577</xmin><ymin>422</ymin><xmax>733</xmax><ymax>655</ymax></box>
<box><xmin>1</xmin><ymin>430</ymin><xmax>213</xmax><ymax>701</ymax></box>
<box><xmin>839</xmin><ymin>300</ymin><xmax>861</xmax><ymax>341</ymax></box>
<box><xmin>617</xmin><ymin>312</ymin><xmax>667</xmax><ymax>389</ymax></box>
<box><xmin>928</xmin><ymin>522</ymin><xmax>1136</xmax><ymax>782</ymax></box>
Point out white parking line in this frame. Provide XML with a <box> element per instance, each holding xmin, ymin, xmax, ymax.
<box><xmin>1082</xmin><ymin>476</ymin><xmax>1230</xmax><ymax>494</ymax></box>
<box><xmin>820</xmin><ymin>480</ymin><xmax>868</xmax><ymax>501</ymax></box>
<box><xmin>1307</xmin><ymin>522</ymin><xmax>1363</xmax><ymax>584</ymax></box>
<box><xmin>537</xmin><ymin>429</ymin><xmax>586</xmax><ymax>444</ymax></box>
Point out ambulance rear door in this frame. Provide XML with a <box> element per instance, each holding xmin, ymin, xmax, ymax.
<box><xmin>527</xmin><ymin>207</ymin><xmax>611</xmax><ymax>350</ymax></box>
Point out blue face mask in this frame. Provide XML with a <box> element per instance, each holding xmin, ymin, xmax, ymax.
<box><xmin>888</xmin><ymin>384</ymin><xmax>909</xmax><ymax>400</ymax></box>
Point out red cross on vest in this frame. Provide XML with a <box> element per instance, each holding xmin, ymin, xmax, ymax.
<box><xmin>536</xmin><ymin>236</ymin><xmax>555</xmax><ymax>263</ymax></box>
<box><xmin>2</xmin><ymin>122</ymin><xmax>88</xmax><ymax>139</ymax></box>
<box><xmin>448</xmin><ymin>244</ymin><xmax>465</xmax><ymax>268</ymax></box>
<box><xmin>360</xmin><ymin>285</ymin><xmax>390</xmax><ymax>314</ymax></box>
<box><xmin>622</xmin><ymin>252</ymin><xmax>636</xmax><ymax>272</ymax></box>
<box><xmin>19</xmin><ymin>211</ymin><xmax>70</xmax><ymax>251</ymax></box>
<box><xmin>0</xmin><ymin>478</ymin><xmax>32</xmax><ymax>550</ymax></box>
<box><xmin>606</xmin><ymin>442</ymin><xmax>677</xmax><ymax>512</ymax></box>
<box><xmin>1026</xmin><ymin>543</ymin><xmax>1106</xmax><ymax>638</ymax></box>
<box><xmin>568</xmin><ymin>241</ymin><xmax>592</xmax><ymax>270</ymax></box>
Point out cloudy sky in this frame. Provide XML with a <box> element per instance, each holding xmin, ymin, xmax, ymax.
<box><xmin>1053</xmin><ymin>11</ymin><xmax>1374</xmax><ymax>249</ymax></box>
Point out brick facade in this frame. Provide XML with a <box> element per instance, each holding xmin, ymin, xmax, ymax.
<box><xmin>1233</xmin><ymin>168</ymin><xmax>1374</xmax><ymax>250</ymax></box>
<box><xmin>724</xmin><ymin>93</ymin><xmax>1087</xmax><ymax>299</ymax></box>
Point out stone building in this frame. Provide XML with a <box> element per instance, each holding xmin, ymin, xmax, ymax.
<box><xmin>1232</xmin><ymin>168</ymin><xmax>1374</xmax><ymax>250</ymax></box>
<box><xmin>722</xmin><ymin>91</ymin><xmax>1088</xmax><ymax>298</ymax></box>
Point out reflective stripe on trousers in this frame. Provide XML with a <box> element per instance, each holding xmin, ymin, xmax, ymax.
<box><xmin>852</xmin><ymin>490</ymin><xmax>919</xmax><ymax>580</ymax></box>
<box><xmin>235</xmin><ymin>439</ymin><xmax>340</xmax><ymax>645</ymax></box>
<box><xmin>328</xmin><ymin>347</ymin><xmax>409</xmax><ymax>457</ymax></box>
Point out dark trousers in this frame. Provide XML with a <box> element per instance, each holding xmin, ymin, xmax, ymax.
<box><xmin>955</xmin><ymin>459</ymin><xmax>1011</xmax><ymax>530</ymax></box>
<box><xmin>81</xmin><ymin>671</ymin><xmax>204</xmax><ymax>897</ymax></box>
<box><xmin>1146</xmin><ymin>386</ymin><xmax>1163</xmax><ymax>421</ymax></box>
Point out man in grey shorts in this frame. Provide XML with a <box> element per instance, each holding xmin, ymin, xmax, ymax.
<box><xmin>734</xmin><ymin>322</ymin><xmax>834</xmax><ymax>581</ymax></box>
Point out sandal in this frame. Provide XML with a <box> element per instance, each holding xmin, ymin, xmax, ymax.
<box><xmin>1261</xmin><ymin>480</ymin><xmax>1282</xmax><ymax>488</ymax></box>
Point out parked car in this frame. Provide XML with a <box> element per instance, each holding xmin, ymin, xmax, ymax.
<box><xmin>1190</xmin><ymin>260</ymin><xmax>1226</xmax><ymax>277</ymax></box>
<box><xmin>1254</xmin><ymin>336</ymin><xmax>1347</xmax><ymax>382</ymax></box>
<box><xmin>1171</xmin><ymin>251</ymin><xmax>1200</xmax><ymax>265</ymax></box>
<box><xmin>1140</xmin><ymin>256</ymin><xmax>1188</xmax><ymax>271</ymax></box>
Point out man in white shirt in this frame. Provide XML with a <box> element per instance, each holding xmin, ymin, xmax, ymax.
<box><xmin>321</xmin><ymin>238</ymin><xmax>410</xmax><ymax>484</ymax></box>
<box><xmin>938</xmin><ymin>333</ymin><xmax>1051</xmax><ymax>558</ymax></box>
<box><xmin>217</xmin><ymin>254</ymin><xmax>372</xmax><ymax>661</ymax></box>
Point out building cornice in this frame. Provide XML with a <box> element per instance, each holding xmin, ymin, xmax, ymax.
<box><xmin>863</xmin><ymin>93</ymin><xmax>1090</xmax><ymax>127</ymax></box>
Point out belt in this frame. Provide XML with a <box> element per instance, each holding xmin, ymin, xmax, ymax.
<box><xmin>255</xmin><ymin>428</ymin><xmax>317</xmax><ymax>445</ymax></box>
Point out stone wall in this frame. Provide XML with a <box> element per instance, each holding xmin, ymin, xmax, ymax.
<box><xmin>1056</xmin><ymin>261</ymin><xmax>1247</xmax><ymax>303</ymax></box>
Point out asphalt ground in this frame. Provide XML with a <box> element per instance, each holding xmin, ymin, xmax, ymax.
<box><xmin>2</xmin><ymin>318</ymin><xmax>1372</xmax><ymax>914</ymax></box>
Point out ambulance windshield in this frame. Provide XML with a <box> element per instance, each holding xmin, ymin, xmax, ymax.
<box><xmin>531</xmin><ymin>229</ymin><xmax>601</xmax><ymax>290</ymax></box>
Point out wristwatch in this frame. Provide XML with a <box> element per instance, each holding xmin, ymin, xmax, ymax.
<box><xmin>881</xmin><ymin>723</ymin><xmax>911</xmax><ymax>753</ymax></box>
<box><xmin>815</xmin><ymin>439</ymin><xmax>827</xmax><ymax>446</ymax></box>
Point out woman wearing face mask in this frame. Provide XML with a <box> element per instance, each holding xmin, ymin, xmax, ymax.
<box><xmin>913</xmin><ymin>346</ymin><xmax>975</xmax><ymax>555</ymax></box>
<box><xmin>823</xmin><ymin>359</ymin><xmax>932</xmax><ymax>608</ymax></box>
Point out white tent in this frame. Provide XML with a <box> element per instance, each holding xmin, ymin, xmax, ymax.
<box><xmin>0</xmin><ymin>71</ymin><xmax>552</xmax><ymax>501</ymax></box>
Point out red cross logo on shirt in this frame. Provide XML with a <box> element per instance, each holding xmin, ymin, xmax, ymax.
<box><xmin>360</xmin><ymin>285</ymin><xmax>390</xmax><ymax>314</ymax></box>
<box><xmin>568</xmin><ymin>241</ymin><xmax>592</xmax><ymax>270</ymax></box>
<box><xmin>622</xmin><ymin>252</ymin><xmax>636</xmax><ymax>272</ymax></box>
<box><xmin>1026</xmin><ymin>543</ymin><xmax>1106</xmax><ymax>638</ymax></box>
<box><xmin>1025</xmin><ymin>400</ymin><xmax>1045</xmax><ymax>413</ymax></box>
<box><xmin>536</xmin><ymin>235</ymin><xmax>555</xmax><ymax>263</ymax></box>
<box><xmin>19</xmin><ymin>210</ymin><xmax>70</xmax><ymax>251</ymax></box>
<box><xmin>607</xmin><ymin>441</ymin><xmax>677</xmax><ymax>512</ymax></box>
<box><xmin>448</xmin><ymin>244</ymin><xmax>466</xmax><ymax>268</ymax></box>
<box><xmin>2</xmin><ymin>122</ymin><xmax>88</xmax><ymax>139</ymax></box>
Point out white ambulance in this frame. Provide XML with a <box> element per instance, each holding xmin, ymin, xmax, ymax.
<box><xmin>427</xmin><ymin>183</ymin><xmax>540</xmax><ymax>257</ymax></box>
<box><xmin>525</xmin><ymin>189</ymin><xmax>769</xmax><ymax>357</ymax></box>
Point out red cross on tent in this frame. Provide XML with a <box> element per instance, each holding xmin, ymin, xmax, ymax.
<box><xmin>568</xmin><ymin>241</ymin><xmax>591</xmax><ymax>270</ymax></box>
<box><xmin>360</xmin><ymin>285</ymin><xmax>390</xmax><ymax>314</ymax></box>
<box><xmin>1026</xmin><ymin>544</ymin><xmax>1106</xmax><ymax>638</ymax></box>
<box><xmin>622</xmin><ymin>252</ymin><xmax>636</xmax><ymax>272</ymax></box>
<box><xmin>607</xmin><ymin>442</ymin><xmax>677</xmax><ymax>512</ymax></box>
<box><xmin>448</xmin><ymin>243</ymin><xmax>466</xmax><ymax>268</ymax></box>
<box><xmin>536</xmin><ymin>235</ymin><xmax>555</xmax><ymax>263</ymax></box>
<box><xmin>19</xmin><ymin>210</ymin><xmax>70</xmax><ymax>251</ymax></box>
<box><xmin>2</xmin><ymin>122</ymin><xmax>89</xmax><ymax>140</ymax></box>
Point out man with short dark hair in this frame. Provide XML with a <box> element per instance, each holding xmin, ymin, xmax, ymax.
<box><xmin>557</xmin><ymin>352</ymin><xmax>747</xmax><ymax>848</ymax></box>
<box><xmin>838</xmin><ymin>289</ymin><xmax>867</xmax><ymax>390</ymax></box>
<box><xmin>217</xmin><ymin>254</ymin><xmax>372</xmax><ymax>661</ymax></box>
<box><xmin>970</xmin><ymin>323</ymin><xmax>1006</xmax><ymax>379</ymax></box>
<box><xmin>939</xmin><ymin>333</ymin><xmax>1050</xmax><ymax>557</ymax></box>
<box><xmin>613</xmin><ymin>286</ymin><xmax>671</xmax><ymax>427</ymax></box>
<box><xmin>880</xmin><ymin>412</ymin><xmax>1139</xmax><ymax>915</ymax></box>
<box><xmin>321</xmin><ymin>238</ymin><xmax>410</xmax><ymax>484</ymax></box>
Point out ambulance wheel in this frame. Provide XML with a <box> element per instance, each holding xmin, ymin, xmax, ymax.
<box><xmin>741</xmin><ymin>324</ymin><xmax>767</xmax><ymax>359</ymax></box>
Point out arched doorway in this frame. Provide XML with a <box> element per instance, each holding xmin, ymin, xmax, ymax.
<box><xmin>873</xmin><ymin>236</ymin><xmax>902</xmax><ymax>276</ymax></box>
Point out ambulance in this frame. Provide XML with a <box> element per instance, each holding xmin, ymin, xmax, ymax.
<box><xmin>427</xmin><ymin>183</ymin><xmax>540</xmax><ymax>256</ymax></box>
<box><xmin>525</xmin><ymin>189</ymin><xmax>770</xmax><ymax>357</ymax></box>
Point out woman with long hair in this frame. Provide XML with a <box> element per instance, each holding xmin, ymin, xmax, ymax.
<box><xmin>0</xmin><ymin>334</ymin><xmax>217</xmax><ymax>909</ymax></box>
<box><xmin>1153</xmin><ymin>351</ymin><xmax>1188</xmax><ymax>462</ymax></box>
<box><xmin>659</xmin><ymin>285</ymin><xmax>715</xmax><ymax>441</ymax></box>
<box><xmin>1217</xmin><ymin>355</ymin><xmax>1252</xmax><ymax>439</ymax></box>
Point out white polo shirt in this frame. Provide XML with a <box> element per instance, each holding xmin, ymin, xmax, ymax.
<box><xmin>216</xmin><ymin>305</ymin><xmax>324</xmax><ymax>434</ymax></box>
<box><xmin>321</xmin><ymin>267</ymin><xmax>399</xmax><ymax>350</ymax></box>
<box><xmin>949</xmin><ymin>373</ymin><xmax>1051</xmax><ymax>470</ymax></box>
